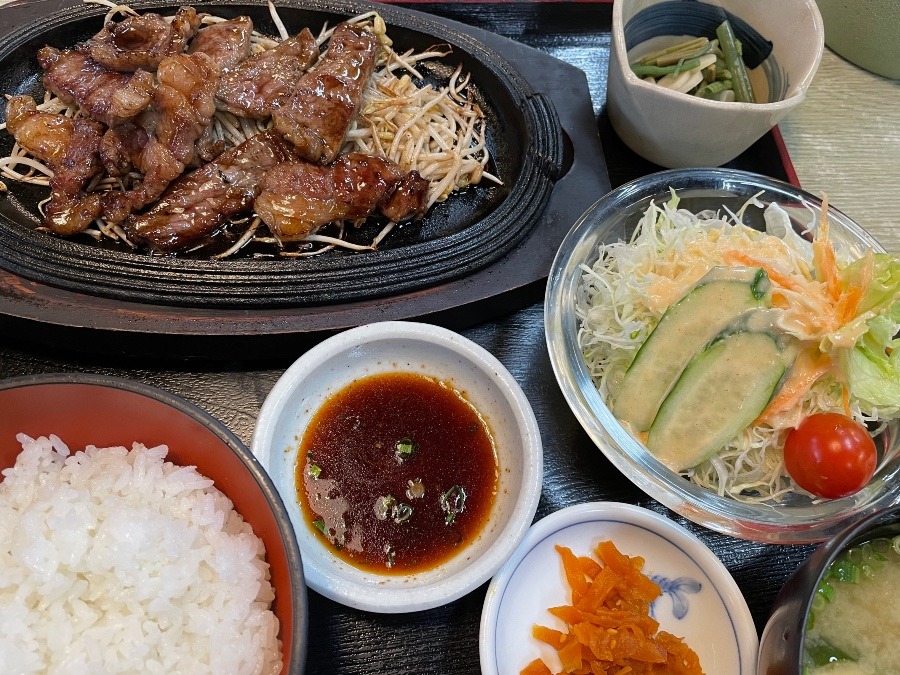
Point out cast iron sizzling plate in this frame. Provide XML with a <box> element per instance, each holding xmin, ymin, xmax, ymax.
<box><xmin>0</xmin><ymin>0</ymin><xmax>563</xmax><ymax>308</ymax></box>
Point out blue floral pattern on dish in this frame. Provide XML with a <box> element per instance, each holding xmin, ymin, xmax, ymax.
<box><xmin>649</xmin><ymin>574</ymin><xmax>702</xmax><ymax>620</ymax></box>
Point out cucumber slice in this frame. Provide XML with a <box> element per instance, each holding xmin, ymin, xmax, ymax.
<box><xmin>613</xmin><ymin>267</ymin><xmax>769</xmax><ymax>432</ymax></box>
<box><xmin>647</xmin><ymin>330</ymin><xmax>786</xmax><ymax>472</ymax></box>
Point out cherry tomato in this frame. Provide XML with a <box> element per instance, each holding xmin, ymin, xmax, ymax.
<box><xmin>784</xmin><ymin>413</ymin><xmax>877</xmax><ymax>499</ymax></box>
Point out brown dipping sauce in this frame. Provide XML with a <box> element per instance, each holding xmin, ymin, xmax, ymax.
<box><xmin>296</xmin><ymin>371</ymin><xmax>499</xmax><ymax>574</ymax></box>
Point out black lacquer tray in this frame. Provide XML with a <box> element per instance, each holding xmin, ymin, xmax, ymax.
<box><xmin>0</xmin><ymin>0</ymin><xmax>565</xmax><ymax>308</ymax></box>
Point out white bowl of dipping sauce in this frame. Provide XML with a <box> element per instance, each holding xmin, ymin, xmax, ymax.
<box><xmin>251</xmin><ymin>321</ymin><xmax>542</xmax><ymax>613</ymax></box>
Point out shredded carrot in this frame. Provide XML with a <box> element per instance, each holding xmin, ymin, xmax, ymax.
<box><xmin>722</xmin><ymin>250</ymin><xmax>806</xmax><ymax>293</ymax></box>
<box><xmin>771</xmin><ymin>290</ymin><xmax>791</xmax><ymax>309</ymax></box>
<box><xmin>811</xmin><ymin>196</ymin><xmax>843</xmax><ymax>303</ymax></box>
<box><xmin>756</xmin><ymin>346</ymin><xmax>833</xmax><ymax>425</ymax></box>
<box><xmin>842</xmin><ymin>385</ymin><xmax>852</xmax><ymax>417</ymax></box>
<box><xmin>559</xmin><ymin>638</ymin><xmax>584</xmax><ymax>672</ymax></box>
<box><xmin>576</xmin><ymin>566</ymin><xmax>622</xmax><ymax>612</ymax></box>
<box><xmin>522</xmin><ymin>542</ymin><xmax>704</xmax><ymax>675</ymax></box>
<box><xmin>834</xmin><ymin>249</ymin><xmax>874</xmax><ymax>323</ymax></box>
<box><xmin>558</xmin><ymin>545</ymin><xmax>591</xmax><ymax>603</ymax></box>
<box><xmin>577</xmin><ymin>554</ymin><xmax>603</xmax><ymax>580</ymax></box>
<box><xmin>534</xmin><ymin>625</ymin><xmax>569</xmax><ymax>650</ymax></box>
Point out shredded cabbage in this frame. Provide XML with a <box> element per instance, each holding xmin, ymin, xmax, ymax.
<box><xmin>576</xmin><ymin>194</ymin><xmax>899</xmax><ymax>503</ymax></box>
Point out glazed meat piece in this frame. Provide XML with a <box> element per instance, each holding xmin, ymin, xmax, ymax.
<box><xmin>193</xmin><ymin>124</ymin><xmax>226</xmax><ymax>164</ymax></box>
<box><xmin>85</xmin><ymin>6</ymin><xmax>200</xmax><ymax>72</ymax></box>
<box><xmin>5</xmin><ymin>96</ymin><xmax>104</xmax><ymax>235</ymax></box>
<box><xmin>272</xmin><ymin>22</ymin><xmax>378</xmax><ymax>163</ymax></box>
<box><xmin>188</xmin><ymin>16</ymin><xmax>253</xmax><ymax>71</ymax></box>
<box><xmin>103</xmin><ymin>51</ymin><xmax>219</xmax><ymax>222</ymax></box>
<box><xmin>6</xmin><ymin>95</ymin><xmax>77</xmax><ymax>167</ymax></box>
<box><xmin>254</xmin><ymin>153</ymin><xmax>428</xmax><ymax>239</ymax></box>
<box><xmin>216</xmin><ymin>28</ymin><xmax>319</xmax><ymax>119</ymax></box>
<box><xmin>38</xmin><ymin>47</ymin><xmax>154</xmax><ymax>127</ymax></box>
<box><xmin>123</xmin><ymin>130</ymin><xmax>296</xmax><ymax>251</ymax></box>
<box><xmin>101</xmin><ymin>107</ymin><xmax>225</xmax><ymax>180</ymax></box>
<box><xmin>381</xmin><ymin>172</ymin><xmax>429</xmax><ymax>223</ymax></box>
<box><xmin>99</xmin><ymin>121</ymin><xmax>149</xmax><ymax>177</ymax></box>
<box><xmin>142</xmin><ymin>52</ymin><xmax>219</xmax><ymax>173</ymax></box>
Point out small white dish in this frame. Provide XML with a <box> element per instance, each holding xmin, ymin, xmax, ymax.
<box><xmin>251</xmin><ymin>321</ymin><xmax>543</xmax><ymax>613</ymax></box>
<box><xmin>607</xmin><ymin>0</ymin><xmax>824</xmax><ymax>167</ymax></box>
<box><xmin>479</xmin><ymin>502</ymin><xmax>758</xmax><ymax>674</ymax></box>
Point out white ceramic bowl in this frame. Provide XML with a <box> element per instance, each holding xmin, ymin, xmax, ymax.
<box><xmin>251</xmin><ymin>321</ymin><xmax>543</xmax><ymax>613</ymax></box>
<box><xmin>608</xmin><ymin>0</ymin><xmax>824</xmax><ymax>167</ymax></box>
<box><xmin>479</xmin><ymin>502</ymin><xmax>758</xmax><ymax>675</ymax></box>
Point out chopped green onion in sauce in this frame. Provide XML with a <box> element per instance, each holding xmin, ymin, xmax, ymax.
<box><xmin>374</xmin><ymin>495</ymin><xmax>396</xmax><ymax>521</ymax></box>
<box><xmin>394</xmin><ymin>437</ymin><xmax>417</xmax><ymax>463</ymax></box>
<box><xmin>391</xmin><ymin>503</ymin><xmax>413</xmax><ymax>524</ymax></box>
<box><xmin>440</xmin><ymin>485</ymin><xmax>467</xmax><ymax>525</ymax></box>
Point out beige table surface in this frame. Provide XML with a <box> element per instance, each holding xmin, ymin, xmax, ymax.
<box><xmin>779</xmin><ymin>47</ymin><xmax>900</xmax><ymax>251</ymax></box>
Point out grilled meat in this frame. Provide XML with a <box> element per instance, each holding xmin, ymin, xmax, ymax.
<box><xmin>85</xmin><ymin>6</ymin><xmax>200</xmax><ymax>72</ymax></box>
<box><xmin>188</xmin><ymin>16</ymin><xmax>253</xmax><ymax>71</ymax></box>
<box><xmin>271</xmin><ymin>22</ymin><xmax>378</xmax><ymax>163</ymax></box>
<box><xmin>381</xmin><ymin>172</ymin><xmax>429</xmax><ymax>223</ymax></box>
<box><xmin>254</xmin><ymin>152</ymin><xmax>427</xmax><ymax>239</ymax></box>
<box><xmin>123</xmin><ymin>130</ymin><xmax>295</xmax><ymax>251</ymax></box>
<box><xmin>216</xmin><ymin>28</ymin><xmax>319</xmax><ymax>119</ymax></box>
<box><xmin>103</xmin><ymin>51</ymin><xmax>219</xmax><ymax>222</ymax></box>
<box><xmin>5</xmin><ymin>95</ymin><xmax>104</xmax><ymax>235</ymax></box>
<box><xmin>37</xmin><ymin>46</ymin><xmax>154</xmax><ymax>127</ymax></box>
<box><xmin>99</xmin><ymin>121</ymin><xmax>149</xmax><ymax>177</ymax></box>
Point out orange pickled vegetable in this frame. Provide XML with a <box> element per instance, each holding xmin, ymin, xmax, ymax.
<box><xmin>521</xmin><ymin>541</ymin><xmax>704</xmax><ymax>675</ymax></box>
<box><xmin>522</xmin><ymin>658</ymin><xmax>554</xmax><ymax>675</ymax></box>
<box><xmin>533</xmin><ymin>625</ymin><xmax>569</xmax><ymax>650</ymax></box>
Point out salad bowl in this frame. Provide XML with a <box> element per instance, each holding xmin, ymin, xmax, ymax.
<box><xmin>545</xmin><ymin>168</ymin><xmax>900</xmax><ymax>543</ymax></box>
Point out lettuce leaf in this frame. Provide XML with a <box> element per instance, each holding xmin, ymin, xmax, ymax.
<box><xmin>843</xmin><ymin>253</ymin><xmax>900</xmax><ymax>316</ymax></box>
<box><xmin>846</xmin><ymin>310</ymin><xmax>900</xmax><ymax>411</ymax></box>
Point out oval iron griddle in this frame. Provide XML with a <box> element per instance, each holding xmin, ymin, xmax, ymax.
<box><xmin>0</xmin><ymin>0</ymin><xmax>563</xmax><ymax>308</ymax></box>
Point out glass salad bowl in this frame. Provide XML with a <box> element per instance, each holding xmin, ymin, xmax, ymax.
<box><xmin>545</xmin><ymin>168</ymin><xmax>900</xmax><ymax>543</ymax></box>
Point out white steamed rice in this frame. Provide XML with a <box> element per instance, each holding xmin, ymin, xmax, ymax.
<box><xmin>0</xmin><ymin>434</ymin><xmax>283</xmax><ymax>675</ymax></box>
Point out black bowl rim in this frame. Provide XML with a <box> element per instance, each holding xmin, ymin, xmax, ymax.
<box><xmin>0</xmin><ymin>372</ymin><xmax>308</xmax><ymax>674</ymax></box>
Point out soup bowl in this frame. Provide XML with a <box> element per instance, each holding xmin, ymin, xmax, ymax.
<box><xmin>758</xmin><ymin>504</ymin><xmax>900</xmax><ymax>674</ymax></box>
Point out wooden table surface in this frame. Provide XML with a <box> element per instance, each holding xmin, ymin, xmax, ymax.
<box><xmin>0</xmin><ymin>2</ymin><xmax>898</xmax><ymax>674</ymax></box>
<box><xmin>779</xmin><ymin>47</ymin><xmax>900</xmax><ymax>250</ymax></box>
